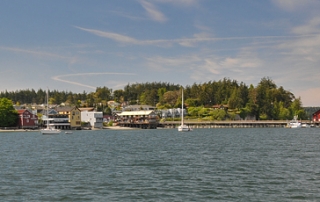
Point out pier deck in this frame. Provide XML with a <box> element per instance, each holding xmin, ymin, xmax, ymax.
<box><xmin>158</xmin><ymin>120</ymin><xmax>318</xmax><ymax>129</ymax></box>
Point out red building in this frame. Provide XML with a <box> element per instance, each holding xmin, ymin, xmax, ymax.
<box><xmin>312</xmin><ymin>109</ymin><xmax>320</xmax><ymax>122</ymax></box>
<box><xmin>17</xmin><ymin>109</ymin><xmax>38</xmax><ymax>129</ymax></box>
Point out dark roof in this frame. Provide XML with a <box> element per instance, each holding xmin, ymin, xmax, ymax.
<box><xmin>55</xmin><ymin>106</ymin><xmax>73</xmax><ymax>112</ymax></box>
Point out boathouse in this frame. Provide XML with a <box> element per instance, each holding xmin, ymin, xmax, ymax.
<box><xmin>17</xmin><ymin>109</ymin><xmax>38</xmax><ymax>129</ymax></box>
<box><xmin>312</xmin><ymin>109</ymin><xmax>320</xmax><ymax>122</ymax></box>
<box><xmin>116</xmin><ymin>110</ymin><xmax>159</xmax><ymax>129</ymax></box>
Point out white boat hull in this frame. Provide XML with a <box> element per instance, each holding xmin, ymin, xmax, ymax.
<box><xmin>289</xmin><ymin>123</ymin><xmax>301</xmax><ymax>128</ymax></box>
<box><xmin>287</xmin><ymin>115</ymin><xmax>302</xmax><ymax>128</ymax></box>
<box><xmin>40</xmin><ymin>128</ymin><xmax>61</xmax><ymax>134</ymax></box>
<box><xmin>178</xmin><ymin>125</ymin><xmax>192</xmax><ymax>132</ymax></box>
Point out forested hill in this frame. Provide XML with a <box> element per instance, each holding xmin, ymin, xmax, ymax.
<box><xmin>0</xmin><ymin>77</ymin><xmax>310</xmax><ymax>120</ymax></box>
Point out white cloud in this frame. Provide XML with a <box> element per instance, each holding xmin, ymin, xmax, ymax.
<box><xmin>139</xmin><ymin>0</ymin><xmax>167</xmax><ymax>23</ymax></box>
<box><xmin>76</xmin><ymin>26</ymin><xmax>317</xmax><ymax>48</ymax></box>
<box><xmin>291</xmin><ymin>17</ymin><xmax>320</xmax><ymax>35</ymax></box>
<box><xmin>52</xmin><ymin>72</ymin><xmax>136</xmax><ymax>89</ymax></box>
<box><xmin>75</xmin><ymin>26</ymin><xmax>140</xmax><ymax>44</ymax></box>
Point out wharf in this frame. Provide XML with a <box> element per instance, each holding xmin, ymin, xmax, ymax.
<box><xmin>117</xmin><ymin>122</ymin><xmax>158</xmax><ymax>129</ymax></box>
<box><xmin>158</xmin><ymin>120</ymin><xmax>317</xmax><ymax>129</ymax></box>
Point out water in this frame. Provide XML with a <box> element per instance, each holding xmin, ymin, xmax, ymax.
<box><xmin>1</xmin><ymin>128</ymin><xmax>320</xmax><ymax>201</ymax></box>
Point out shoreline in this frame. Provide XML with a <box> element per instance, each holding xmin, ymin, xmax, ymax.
<box><xmin>0</xmin><ymin>126</ymin><xmax>140</xmax><ymax>133</ymax></box>
<box><xmin>0</xmin><ymin>129</ymin><xmax>39</xmax><ymax>133</ymax></box>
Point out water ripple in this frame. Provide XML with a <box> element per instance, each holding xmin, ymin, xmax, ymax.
<box><xmin>1</xmin><ymin>128</ymin><xmax>320</xmax><ymax>201</ymax></box>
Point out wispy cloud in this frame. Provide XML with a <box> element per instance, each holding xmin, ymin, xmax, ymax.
<box><xmin>0</xmin><ymin>46</ymin><xmax>69</xmax><ymax>60</ymax></box>
<box><xmin>0</xmin><ymin>46</ymin><xmax>81</xmax><ymax>65</ymax></box>
<box><xmin>52</xmin><ymin>72</ymin><xmax>136</xmax><ymax>89</ymax></box>
<box><xmin>291</xmin><ymin>17</ymin><xmax>320</xmax><ymax>35</ymax></box>
<box><xmin>154</xmin><ymin>0</ymin><xmax>197</xmax><ymax>6</ymax></box>
<box><xmin>139</xmin><ymin>0</ymin><xmax>167</xmax><ymax>23</ymax></box>
<box><xmin>75</xmin><ymin>26</ymin><xmax>317</xmax><ymax>47</ymax></box>
<box><xmin>271</xmin><ymin>0</ymin><xmax>320</xmax><ymax>11</ymax></box>
<box><xmin>75</xmin><ymin>26</ymin><xmax>140</xmax><ymax>44</ymax></box>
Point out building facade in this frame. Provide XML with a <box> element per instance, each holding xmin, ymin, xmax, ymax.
<box><xmin>17</xmin><ymin>109</ymin><xmax>38</xmax><ymax>129</ymax></box>
<box><xmin>116</xmin><ymin>110</ymin><xmax>159</xmax><ymax>129</ymax></box>
<box><xmin>312</xmin><ymin>109</ymin><xmax>320</xmax><ymax>122</ymax></box>
<box><xmin>70</xmin><ymin>107</ymin><xmax>82</xmax><ymax>130</ymax></box>
<box><xmin>43</xmin><ymin>108</ymin><xmax>70</xmax><ymax>130</ymax></box>
<box><xmin>80</xmin><ymin>110</ymin><xmax>103</xmax><ymax>129</ymax></box>
<box><xmin>56</xmin><ymin>106</ymin><xmax>82</xmax><ymax>130</ymax></box>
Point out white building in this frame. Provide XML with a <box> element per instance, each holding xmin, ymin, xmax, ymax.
<box><xmin>81</xmin><ymin>111</ymin><xmax>103</xmax><ymax>129</ymax></box>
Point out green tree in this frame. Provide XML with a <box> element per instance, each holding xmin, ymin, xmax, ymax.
<box><xmin>157</xmin><ymin>88</ymin><xmax>167</xmax><ymax>104</ymax></box>
<box><xmin>210</xmin><ymin>109</ymin><xmax>226</xmax><ymax>120</ymax></box>
<box><xmin>278</xmin><ymin>101</ymin><xmax>291</xmax><ymax>120</ymax></box>
<box><xmin>163</xmin><ymin>91</ymin><xmax>179</xmax><ymax>107</ymax></box>
<box><xmin>113</xmin><ymin>89</ymin><xmax>124</xmax><ymax>103</ymax></box>
<box><xmin>0</xmin><ymin>98</ymin><xmax>18</xmax><ymax>127</ymax></box>
<box><xmin>290</xmin><ymin>97</ymin><xmax>306</xmax><ymax>119</ymax></box>
<box><xmin>187</xmin><ymin>106</ymin><xmax>201</xmax><ymax>117</ymax></box>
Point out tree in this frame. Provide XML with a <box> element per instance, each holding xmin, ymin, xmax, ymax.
<box><xmin>113</xmin><ymin>89</ymin><xmax>124</xmax><ymax>103</ymax></box>
<box><xmin>0</xmin><ymin>98</ymin><xmax>18</xmax><ymax>127</ymax></box>
<box><xmin>157</xmin><ymin>88</ymin><xmax>167</xmax><ymax>104</ymax></box>
<box><xmin>290</xmin><ymin>97</ymin><xmax>307</xmax><ymax>119</ymax></box>
<box><xmin>163</xmin><ymin>91</ymin><xmax>179</xmax><ymax>107</ymax></box>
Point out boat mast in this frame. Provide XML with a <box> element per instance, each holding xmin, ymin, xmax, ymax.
<box><xmin>181</xmin><ymin>88</ymin><xmax>184</xmax><ymax>126</ymax></box>
<box><xmin>46</xmin><ymin>88</ymin><xmax>49</xmax><ymax>129</ymax></box>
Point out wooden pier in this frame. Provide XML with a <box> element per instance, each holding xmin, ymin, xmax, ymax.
<box><xmin>117</xmin><ymin>122</ymin><xmax>158</xmax><ymax>129</ymax></box>
<box><xmin>158</xmin><ymin>120</ymin><xmax>318</xmax><ymax>129</ymax></box>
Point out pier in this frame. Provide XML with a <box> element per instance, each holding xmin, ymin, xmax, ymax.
<box><xmin>117</xmin><ymin>122</ymin><xmax>158</xmax><ymax>129</ymax></box>
<box><xmin>158</xmin><ymin>120</ymin><xmax>318</xmax><ymax>129</ymax></box>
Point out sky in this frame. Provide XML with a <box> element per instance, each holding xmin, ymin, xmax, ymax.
<box><xmin>1</xmin><ymin>0</ymin><xmax>320</xmax><ymax>106</ymax></box>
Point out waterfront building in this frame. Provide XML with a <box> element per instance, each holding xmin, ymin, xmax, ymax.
<box><xmin>116</xmin><ymin>110</ymin><xmax>159</xmax><ymax>129</ymax></box>
<box><xmin>56</xmin><ymin>106</ymin><xmax>82</xmax><ymax>130</ymax></box>
<box><xmin>312</xmin><ymin>109</ymin><xmax>320</xmax><ymax>122</ymax></box>
<box><xmin>17</xmin><ymin>109</ymin><xmax>38</xmax><ymax>129</ymax></box>
<box><xmin>80</xmin><ymin>110</ymin><xmax>103</xmax><ymax>129</ymax></box>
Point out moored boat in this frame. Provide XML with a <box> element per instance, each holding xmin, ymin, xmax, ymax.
<box><xmin>287</xmin><ymin>115</ymin><xmax>301</xmax><ymax>128</ymax></box>
<box><xmin>178</xmin><ymin>88</ymin><xmax>192</xmax><ymax>132</ymax></box>
<box><xmin>40</xmin><ymin>88</ymin><xmax>61</xmax><ymax>135</ymax></box>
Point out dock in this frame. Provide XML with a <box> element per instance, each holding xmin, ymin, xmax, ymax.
<box><xmin>117</xmin><ymin>122</ymin><xmax>158</xmax><ymax>129</ymax></box>
<box><xmin>158</xmin><ymin>120</ymin><xmax>318</xmax><ymax>129</ymax></box>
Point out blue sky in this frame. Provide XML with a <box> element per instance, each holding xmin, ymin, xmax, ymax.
<box><xmin>1</xmin><ymin>0</ymin><xmax>320</xmax><ymax>106</ymax></box>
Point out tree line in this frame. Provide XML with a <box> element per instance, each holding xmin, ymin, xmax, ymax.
<box><xmin>0</xmin><ymin>77</ymin><xmax>307</xmax><ymax>120</ymax></box>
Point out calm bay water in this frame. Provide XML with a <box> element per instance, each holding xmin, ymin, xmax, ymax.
<box><xmin>1</xmin><ymin>128</ymin><xmax>320</xmax><ymax>201</ymax></box>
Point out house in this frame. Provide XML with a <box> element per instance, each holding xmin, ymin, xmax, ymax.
<box><xmin>42</xmin><ymin>108</ymin><xmax>69</xmax><ymax>130</ymax></box>
<box><xmin>17</xmin><ymin>109</ymin><xmax>38</xmax><ymax>129</ymax></box>
<box><xmin>160</xmin><ymin>108</ymin><xmax>186</xmax><ymax>118</ymax></box>
<box><xmin>69</xmin><ymin>107</ymin><xmax>82</xmax><ymax>130</ymax></box>
<box><xmin>56</xmin><ymin>106</ymin><xmax>82</xmax><ymax>130</ymax></box>
<box><xmin>312</xmin><ymin>109</ymin><xmax>320</xmax><ymax>122</ymax></box>
<box><xmin>80</xmin><ymin>110</ymin><xmax>103</xmax><ymax>129</ymax></box>
<box><xmin>79</xmin><ymin>107</ymin><xmax>95</xmax><ymax>112</ymax></box>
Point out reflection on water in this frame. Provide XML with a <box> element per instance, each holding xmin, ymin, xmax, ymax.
<box><xmin>1</xmin><ymin>128</ymin><xmax>320</xmax><ymax>201</ymax></box>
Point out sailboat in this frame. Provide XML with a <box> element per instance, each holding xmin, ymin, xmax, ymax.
<box><xmin>40</xmin><ymin>89</ymin><xmax>61</xmax><ymax>134</ymax></box>
<box><xmin>178</xmin><ymin>88</ymin><xmax>192</xmax><ymax>132</ymax></box>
